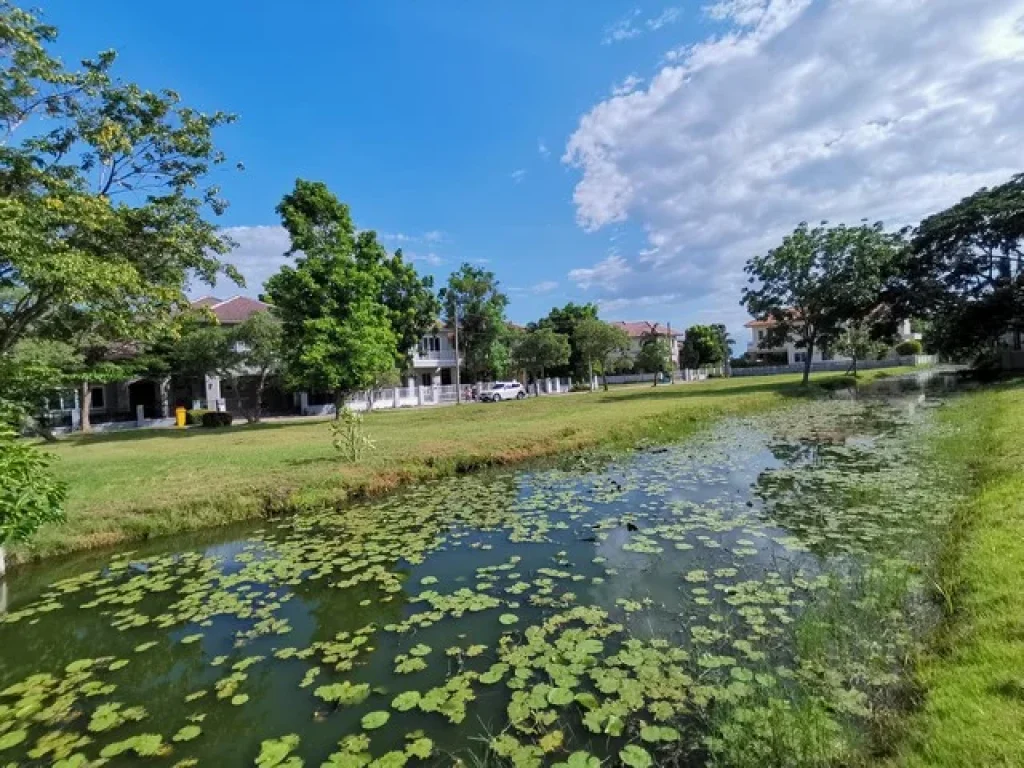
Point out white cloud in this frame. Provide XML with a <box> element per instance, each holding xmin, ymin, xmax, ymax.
<box><xmin>566</xmin><ymin>0</ymin><xmax>1024</xmax><ymax>336</ymax></box>
<box><xmin>603</xmin><ymin>6</ymin><xmax>684</xmax><ymax>44</ymax></box>
<box><xmin>646</xmin><ymin>7</ymin><xmax>682</xmax><ymax>30</ymax></box>
<box><xmin>423</xmin><ymin>230</ymin><xmax>446</xmax><ymax>243</ymax></box>
<box><xmin>511</xmin><ymin>168</ymin><xmax>527</xmax><ymax>183</ymax></box>
<box><xmin>603</xmin><ymin>8</ymin><xmax>642</xmax><ymax>44</ymax></box>
<box><xmin>611</xmin><ymin>74</ymin><xmax>644</xmax><ymax>96</ymax></box>
<box><xmin>568</xmin><ymin>254</ymin><xmax>632</xmax><ymax>291</ymax></box>
<box><xmin>538</xmin><ymin>139</ymin><xmax>551</xmax><ymax>159</ymax></box>
<box><xmin>202</xmin><ymin>225</ymin><xmax>292</xmax><ymax>298</ymax></box>
<box><xmin>408</xmin><ymin>251</ymin><xmax>445</xmax><ymax>266</ymax></box>
<box><xmin>531</xmin><ymin>280</ymin><xmax>559</xmax><ymax>294</ymax></box>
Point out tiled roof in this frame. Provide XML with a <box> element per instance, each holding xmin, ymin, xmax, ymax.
<box><xmin>610</xmin><ymin>321</ymin><xmax>667</xmax><ymax>338</ymax></box>
<box><xmin>191</xmin><ymin>296</ymin><xmax>273</xmax><ymax>325</ymax></box>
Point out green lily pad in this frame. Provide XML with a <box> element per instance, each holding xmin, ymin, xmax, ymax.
<box><xmin>620</xmin><ymin>745</ymin><xmax>653</xmax><ymax>768</ymax></box>
<box><xmin>361</xmin><ymin>710</ymin><xmax>390</xmax><ymax>730</ymax></box>
<box><xmin>498</xmin><ymin>613</ymin><xmax>519</xmax><ymax>625</ymax></box>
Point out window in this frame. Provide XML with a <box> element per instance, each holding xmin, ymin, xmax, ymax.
<box><xmin>90</xmin><ymin>387</ymin><xmax>105</xmax><ymax>409</ymax></box>
<box><xmin>793</xmin><ymin>352</ymin><xmax>806</xmax><ymax>364</ymax></box>
<box><xmin>420</xmin><ymin>372</ymin><xmax>432</xmax><ymax>387</ymax></box>
<box><xmin>440</xmin><ymin>368</ymin><xmax>452</xmax><ymax>386</ymax></box>
<box><xmin>419</xmin><ymin>336</ymin><xmax>441</xmax><ymax>353</ymax></box>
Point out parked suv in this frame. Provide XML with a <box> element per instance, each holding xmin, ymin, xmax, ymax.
<box><xmin>479</xmin><ymin>381</ymin><xmax>526</xmax><ymax>402</ymax></box>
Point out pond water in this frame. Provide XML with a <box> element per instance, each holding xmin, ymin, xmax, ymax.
<box><xmin>0</xmin><ymin>374</ymin><xmax>960</xmax><ymax>768</ymax></box>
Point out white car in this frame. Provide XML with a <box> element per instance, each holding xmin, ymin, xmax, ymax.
<box><xmin>479</xmin><ymin>381</ymin><xmax>526</xmax><ymax>402</ymax></box>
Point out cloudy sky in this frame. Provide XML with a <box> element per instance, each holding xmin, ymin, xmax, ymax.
<box><xmin>50</xmin><ymin>0</ymin><xmax>1024</xmax><ymax>340</ymax></box>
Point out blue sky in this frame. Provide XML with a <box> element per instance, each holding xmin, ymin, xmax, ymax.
<box><xmin>45</xmin><ymin>0</ymin><xmax>1024</xmax><ymax>341</ymax></box>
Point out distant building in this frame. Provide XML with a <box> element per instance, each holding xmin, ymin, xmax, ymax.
<box><xmin>609</xmin><ymin>321</ymin><xmax>682</xmax><ymax>368</ymax></box>
<box><xmin>744</xmin><ymin>314</ymin><xmax>919</xmax><ymax>365</ymax></box>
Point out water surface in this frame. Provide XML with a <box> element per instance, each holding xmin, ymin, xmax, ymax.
<box><xmin>0</xmin><ymin>376</ymin><xmax>956</xmax><ymax>767</ymax></box>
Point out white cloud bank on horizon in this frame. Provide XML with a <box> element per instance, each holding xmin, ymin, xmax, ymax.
<box><xmin>565</xmin><ymin>0</ymin><xmax>1024</xmax><ymax>332</ymax></box>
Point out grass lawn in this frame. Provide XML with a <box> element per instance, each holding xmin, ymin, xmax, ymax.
<box><xmin>888</xmin><ymin>380</ymin><xmax>1024</xmax><ymax>767</ymax></box>
<box><xmin>15</xmin><ymin>368</ymin><xmax>902</xmax><ymax>564</ymax></box>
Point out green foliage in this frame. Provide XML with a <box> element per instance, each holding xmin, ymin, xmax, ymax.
<box><xmin>900</xmin><ymin>173</ymin><xmax>1024</xmax><ymax>361</ymax></box>
<box><xmin>440</xmin><ymin>263</ymin><xmax>510</xmax><ymax>382</ymax></box>
<box><xmin>0</xmin><ymin>338</ymin><xmax>78</xmax><ymax>434</ymax></box>
<box><xmin>329</xmin><ymin>407</ymin><xmax>375</xmax><ymax>463</ymax></box>
<box><xmin>680</xmin><ymin>324</ymin><xmax>727</xmax><ymax>369</ymax></box>
<box><xmin>742</xmin><ymin>221</ymin><xmax>903</xmax><ymax>383</ymax></box>
<box><xmin>635</xmin><ymin>335</ymin><xmax>671</xmax><ymax>376</ymax></box>
<box><xmin>572</xmin><ymin>317</ymin><xmax>631</xmax><ymax>389</ymax></box>
<box><xmin>186</xmin><ymin>408</ymin><xmax>210</xmax><ymax>426</ymax></box>
<box><xmin>836</xmin><ymin>321</ymin><xmax>888</xmax><ymax>375</ymax></box>
<box><xmin>0</xmin><ymin>426</ymin><xmax>65</xmax><ymax>551</ymax></box>
<box><xmin>266</xmin><ymin>180</ymin><xmax>432</xmax><ymax>409</ymax></box>
<box><xmin>895</xmin><ymin>338</ymin><xmax>923</xmax><ymax>356</ymax></box>
<box><xmin>535</xmin><ymin>302</ymin><xmax>600</xmax><ymax>379</ymax></box>
<box><xmin>512</xmin><ymin>327</ymin><xmax>570</xmax><ymax>383</ymax></box>
<box><xmin>200</xmin><ymin>411</ymin><xmax>233</xmax><ymax>428</ymax></box>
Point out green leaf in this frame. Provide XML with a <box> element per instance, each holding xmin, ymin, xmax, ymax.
<box><xmin>361</xmin><ymin>711</ymin><xmax>390</xmax><ymax>730</ymax></box>
<box><xmin>173</xmin><ymin>725</ymin><xmax>202</xmax><ymax>742</ymax></box>
<box><xmin>619</xmin><ymin>745</ymin><xmax>653</xmax><ymax>768</ymax></box>
<box><xmin>498</xmin><ymin>613</ymin><xmax>519</xmax><ymax>625</ymax></box>
<box><xmin>391</xmin><ymin>691</ymin><xmax>421</xmax><ymax>712</ymax></box>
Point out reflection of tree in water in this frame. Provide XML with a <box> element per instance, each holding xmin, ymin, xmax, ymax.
<box><xmin>755</xmin><ymin>426</ymin><xmax>932</xmax><ymax>560</ymax></box>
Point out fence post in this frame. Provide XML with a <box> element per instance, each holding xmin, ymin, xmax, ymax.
<box><xmin>135</xmin><ymin>404</ymin><xmax>145</xmax><ymax>426</ymax></box>
<box><xmin>417</xmin><ymin>385</ymin><xmax>424</xmax><ymax>406</ymax></box>
<box><xmin>393</xmin><ymin>388</ymin><xmax>400</xmax><ymax>408</ymax></box>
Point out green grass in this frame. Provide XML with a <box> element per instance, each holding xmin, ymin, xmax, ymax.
<box><xmin>13</xmin><ymin>369</ymin><xmax>900</xmax><ymax>564</ymax></box>
<box><xmin>889</xmin><ymin>380</ymin><xmax>1024</xmax><ymax>768</ymax></box>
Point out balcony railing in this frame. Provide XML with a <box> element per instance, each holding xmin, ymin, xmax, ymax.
<box><xmin>412</xmin><ymin>350</ymin><xmax>459</xmax><ymax>366</ymax></box>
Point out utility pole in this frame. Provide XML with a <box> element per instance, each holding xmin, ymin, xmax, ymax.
<box><xmin>453</xmin><ymin>300</ymin><xmax>462</xmax><ymax>405</ymax></box>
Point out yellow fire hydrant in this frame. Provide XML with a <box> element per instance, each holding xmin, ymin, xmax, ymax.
<box><xmin>175</xmin><ymin>406</ymin><xmax>187</xmax><ymax>428</ymax></box>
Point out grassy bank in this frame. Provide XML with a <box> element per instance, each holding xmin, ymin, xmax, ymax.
<box><xmin>888</xmin><ymin>381</ymin><xmax>1024</xmax><ymax>767</ymax></box>
<box><xmin>14</xmin><ymin>369</ymin><xmax>902</xmax><ymax>564</ymax></box>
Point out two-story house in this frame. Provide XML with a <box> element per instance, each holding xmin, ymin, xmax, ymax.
<box><xmin>744</xmin><ymin>315</ymin><xmax>920</xmax><ymax>365</ymax></box>
<box><xmin>610</xmin><ymin>321</ymin><xmax>682</xmax><ymax>370</ymax></box>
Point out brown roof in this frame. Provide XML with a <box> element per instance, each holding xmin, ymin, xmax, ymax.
<box><xmin>744</xmin><ymin>309</ymin><xmax>801</xmax><ymax>329</ymax></box>
<box><xmin>191</xmin><ymin>295</ymin><xmax>272</xmax><ymax>325</ymax></box>
<box><xmin>191</xmin><ymin>295</ymin><xmax>223</xmax><ymax>309</ymax></box>
<box><xmin>611</xmin><ymin>321</ymin><xmax>667</xmax><ymax>339</ymax></box>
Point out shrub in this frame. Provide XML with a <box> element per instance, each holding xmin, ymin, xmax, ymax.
<box><xmin>201</xmin><ymin>411</ymin><xmax>234</xmax><ymax>428</ymax></box>
<box><xmin>895</xmin><ymin>339</ymin><xmax>923</xmax><ymax>356</ymax></box>
<box><xmin>186</xmin><ymin>408</ymin><xmax>210</xmax><ymax>426</ymax></box>
<box><xmin>329</xmin><ymin>407</ymin><xmax>375</xmax><ymax>463</ymax></box>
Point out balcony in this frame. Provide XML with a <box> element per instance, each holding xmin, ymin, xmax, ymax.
<box><xmin>411</xmin><ymin>349</ymin><xmax>460</xmax><ymax>368</ymax></box>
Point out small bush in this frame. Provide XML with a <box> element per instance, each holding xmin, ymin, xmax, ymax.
<box><xmin>186</xmin><ymin>408</ymin><xmax>210</xmax><ymax>426</ymax></box>
<box><xmin>201</xmin><ymin>411</ymin><xmax>234</xmax><ymax>428</ymax></box>
<box><xmin>895</xmin><ymin>339</ymin><xmax>923</xmax><ymax>356</ymax></box>
<box><xmin>330</xmin><ymin>407</ymin><xmax>375</xmax><ymax>462</ymax></box>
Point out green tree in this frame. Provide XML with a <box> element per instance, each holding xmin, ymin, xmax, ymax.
<box><xmin>0</xmin><ymin>338</ymin><xmax>79</xmax><ymax>439</ymax></box>
<box><xmin>572</xmin><ymin>318</ymin><xmax>630</xmax><ymax>391</ymax></box>
<box><xmin>232</xmin><ymin>311</ymin><xmax>284</xmax><ymax>422</ymax></box>
<box><xmin>440</xmin><ymin>264</ymin><xmax>509</xmax><ymax>382</ymax></box>
<box><xmin>0</xmin><ymin>3</ymin><xmax>241</xmax><ymax>433</ymax></box>
<box><xmin>512</xmin><ymin>328</ymin><xmax>570</xmax><ymax>394</ymax></box>
<box><xmin>899</xmin><ymin>173</ymin><xmax>1024</xmax><ymax>361</ymax></box>
<box><xmin>742</xmin><ymin>222</ymin><xmax>902</xmax><ymax>385</ymax></box>
<box><xmin>0</xmin><ymin>426</ymin><xmax>66</xmax><ymax>578</ymax></box>
<box><xmin>266</xmin><ymin>180</ymin><xmax>431</xmax><ymax>416</ymax></box>
<box><xmin>535</xmin><ymin>302</ymin><xmax>599</xmax><ymax>379</ymax></box>
<box><xmin>835</xmin><ymin>321</ymin><xmax>887</xmax><ymax>377</ymax></box>
<box><xmin>635</xmin><ymin>333</ymin><xmax>671</xmax><ymax>385</ymax></box>
<box><xmin>680</xmin><ymin>325</ymin><xmax>725</xmax><ymax>369</ymax></box>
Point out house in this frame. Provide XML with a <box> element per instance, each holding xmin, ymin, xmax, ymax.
<box><xmin>194</xmin><ymin>297</ymin><xmax>461</xmax><ymax>413</ymax></box>
<box><xmin>610</xmin><ymin>321</ymin><xmax>682</xmax><ymax>368</ymax></box>
<box><xmin>744</xmin><ymin>315</ymin><xmax>919</xmax><ymax>365</ymax></box>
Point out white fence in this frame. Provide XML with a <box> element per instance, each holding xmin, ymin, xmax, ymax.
<box><xmin>300</xmin><ymin>378</ymin><xmax>573</xmax><ymax>416</ymax></box>
<box><xmin>599</xmin><ymin>369</ymin><xmax>723</xmax><ymax>386</ymax></box>
<box><xmin>731</xmin><ymin>355</ymin><xmax>937</xmax><ymax>378</ymax></box>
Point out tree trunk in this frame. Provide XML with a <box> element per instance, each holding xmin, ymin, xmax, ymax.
<box><xmin>0</xmin><ymin>544</ymin><xmax>6</xmax><ymax>580</ymax></box>
<box><xmin>334</xmin><ymin>390</ymin><xmax>346</xmax><ymax>420</ymax></box>
<box><xmin>588</xmin><ymin>359</ymin><xmax>595</xmax><ymax>391</ymax></box>
<box><xmin>602</xmin><ymin>361</ymin><xmax>609</xmax><ymax>392</ymax></box>
<box><xmin>802</xmin><ymin>341</ymin><xmax>814</xmax><ymax>385</ymax></box>
<box><xmin>79</xmin><ymin>380</ymin><xmax>92</xmax><ymax>433</ymax></box>
<box><xmin>252</xmin><ymin>371</ymin><xmax>268</xmax><ymax>423</ymax></box>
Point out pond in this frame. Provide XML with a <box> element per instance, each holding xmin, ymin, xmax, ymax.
<box><xmin>0</xmin><ymin>374</ymin><xmax>960</xmax><ymax>768</ymax></box>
